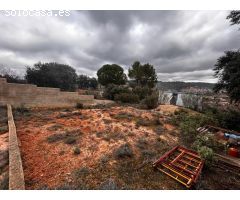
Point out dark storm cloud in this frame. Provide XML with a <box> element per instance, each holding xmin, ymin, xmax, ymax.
<box><xmin>0</xmin><ymin>10</ymin><xmax>240</xmax><ymax>82</ymax></box>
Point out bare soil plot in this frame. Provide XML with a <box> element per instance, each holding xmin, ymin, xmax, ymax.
<box><xmin>14</xmin><ymin>105</ymin><xmax>240</xmax><ymax>190</ymax></box>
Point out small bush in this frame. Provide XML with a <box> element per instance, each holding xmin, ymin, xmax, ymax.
<box><xmin>100</xmin><ymin>155</ymin><xmax>110</xmax><ymax>164</ymax></box>
<box><xmin>74</xmin><ymin>167</ymin><xmax>90</xmax><ymax>177</ymax></box>
<box><xmin>99</xmin><ymin>178</ymin><xmax>118</xmax><ymax>190</ymax></box>
<box><xmin>16</xmin><ymin>104</ymin><xmax>29</xmax><ymax>114</ymax></box>
<box><xmin>197</xmin><ymin>146</ymin><xmax>214</xmax><ymax>167</ymax></box>
<box><xmin>103</xmin><ymin>119</ymin><xmax>112</xmax><ymax>124</ymax></box>
<box><xmin>73</xmin><ymin>147</ymin><xmax>81</xmax><ymax>155</ymax></box>
<box><xmin>103</xmin><ymin>84</ymin><xmax>130</xmax><ymax>100</ymax></box>
<box><xmin>0</xmin><ymin>126</ymin><xmax>8</xmax><ymax>134</ymax></box>
<box><xmin>64</xmin><ymin>137</ymin><xmax>76</xmax><ymax>144</ymax></box>
<box><xmin>47</xmin><ymin>133</ymin><xmax>65</xmax><ymax>143</ymax></box>
<box><xmin>47</xmin><ymin>130</ymin><xmax>82</xmax><ymax>143</ymax></box>
<box><xmin>204</xmin><ymin>107</ymin><xmax>240</xmax><ymax>132</ymax></box>
<box><xmin>0</xmin><ymin>174</ymin><xmax>9</xmax><ymax>190</ymax></box>
<box><xmin>170</xmin><ymin>110</ymin><xmax>215</xmax><ymax>146</ymax></box>
<box><xmin>192</xmin><ymin>134</ymin><xmax>225</xmax><ymax>152</ymax></box>
<box><xmin>76</xmin><ymin>102</ymin><xmax>84</xmax><ymax>109</ymax></box>
<box><xmin>114</xmin><ymin>93</ymin><xmax>139</xmax><ymax>104</ymax></box>
<box><xmin>136</xmin><ymin>138</ymin><xmax>148</xmax><ymax>149</ymax></box>
<box><xmin>143</xmin><ymin>93</ymin><xmax>159</xmax><ymax>109</ymax></box>
<box><xmin>113</xmin><ymin>112</ymin><xmax>134</xmax><ymax>120</ymax></box>
<box><xmin>154</xmin><ymin>126</ymin><xmax>164</xmax><ymax>135</ymax></box>
<box><xmin>136</xmin><ymin>118</ymin><xmax>161</xmax><ymax>127</ymax></box>
<box><xmin>0</xmin><ymin>117</ymin><xmax>7</xmax><ymax>125</ymax></box>
<box><xmin>141</xmin><ymin>150</ymin><xmax>156</xmax><ymax>159</ymax></box>
<box><xmin>47</xmin><ymin>124</ymin><xmax>63</xmax><ymax>131</ymax></box>
<box><xmin>98</xmin><ymin>131</ymin><xmax>125</xmax><ymax>142</ymax></box>
<box><xmin>114</xmin><ymin>143</ymin><xmax>134</xmax><ymax>158</ymax></box>
<box><xmin>132</xmin><ymin>86</ymin><xmax>152</xmax><ymax>100</ymax></box>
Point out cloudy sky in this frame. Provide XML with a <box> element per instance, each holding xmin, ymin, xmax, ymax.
<box><xmin>0</xmin><ymin>10</ymin><xmax>240</xmax><ymax>82</ymax></box>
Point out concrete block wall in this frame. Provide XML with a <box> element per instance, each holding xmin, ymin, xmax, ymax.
<box><xmin>0</xmin><ymin>78</ymin><xmax>94</xmax><ymax>108</ymax></box>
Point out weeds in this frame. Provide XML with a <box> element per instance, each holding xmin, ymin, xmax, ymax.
<box><xmin>76</xmin><ymin>102</ymin><xmax>84</xmax><ymax>109</ymax></box>
<box><xmin>95</xmin><ymin>131</ymin><xmax>125</xmax><ymax>141</ymax></box>
<box><xmin>46</xmin><ymin>129</ymin><xmax>82</xmax><ymax>144</ymax></box>
<box><xmin>103</xmin><ymin>119</ymin><xmax>112</xmax><ymax>124</ymax></box>
<box><xmin>112</xmin><ymin>112</ymin><xmax>134</xmax><ymax>120</ymax></box>
<box><xmin>154</xmin><ymin>127</ymin><xmax>164</xmax><ymax>135</ymax></box>
<box><xmin>170</xmin><ymin>108</ymin><xmax>216</xmax><ymax>146</ymax></box>
<box><xmin>16</xmin><ymin>104</ymin><xmax>30</xmax><ymax>114</ymax></box>
<box><xmin>197</xmin><ymin>146</ymin><xmax>214</xmax><ymax>168</ymax></box>
<box><xmin>100</xmin><ymin>155</ymin><xmax>111</xmax><ymax>164</ymax></box>
<box><xmin>0</xmin><ymin>173</ymin><xmax>9</xmax><ymax>190</ymax></box>
<box><xmin>47</xmin><ymin>133</ymin><xmax>64</xmax><ymax>143</ymax></box>
<box><xmin>99</xmin><ymin>178</ymin><xmax>118</xmax><ymax>190</ymax></box>
<box><xmin>64</xmin><ymin>137</ymin><xmax>76</xmax><ymax>144</ymax></box>
<box><xmin>0</xmin><ymin>117</ymin><xmax>7</xmax><ymax>125</ymax></box>
<box><xmin>47</xmin><ymin>124</ymin><xmax>63</xmax><ymax>131</ymax></box>
<box><xmin>141</xmin><ymin>150</ymin><xmax>156</xmax><ymax>159</ymax></box>
<box><xmin>0</xmin><ymin>126</ymin><xmax>8</xmax><ymax>134</ymax></box>
<box><xmin>57</xmin><ymin>111</ymin><xmax>83</xmax><ymax>118</ymax></box>
<box><xmin>114</xmin><ymin>143</ymin><xmax>134</xmax><ymax>158</ymax></box>
<box><xmin>136</xmin><ymin>138</ymin><xmax>148</xmax><ymax>149</ymax></box>
<box><xmin>136</xmin><ymin>117</ymin><xmax>161</xmax><ymax>127</ymax></box>
<box><xmin>74</xmin><ymin>167</ymin><xmax>90</xmax><ymax>177</ymax></box>
<box><xmin>73</xmin><ymin>147</ymin><xmax>81</xmax><ymax>155</ymax></box>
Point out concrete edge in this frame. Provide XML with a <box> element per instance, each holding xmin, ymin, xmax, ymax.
<box><xmin>7</xmin><ymin>104</ymin><xmax>25</xmax><ymax>190</ymax></box>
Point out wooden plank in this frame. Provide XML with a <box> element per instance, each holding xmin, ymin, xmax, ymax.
<box><xmin>214</xmin><ymin>153</ymin><xmax>240</xmax><ymax>168</ymax></box>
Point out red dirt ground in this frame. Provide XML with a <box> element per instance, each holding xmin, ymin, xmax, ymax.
<box><xmin>14</xmin><ymin>105</ymin><xmax>240</xmax><ymax>190</ymax></box>
<box><xmin>15</xmin><ymin>105</ymin><xmax>182</xmax><ymax>189</ymax></box>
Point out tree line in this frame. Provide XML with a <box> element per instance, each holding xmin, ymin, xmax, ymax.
<box><xmin>0</xmin><ymin>62</ymin><xmax>98</xmax><ymax>91</ymax></box>
<box><xmin>0</xmin><ymin>61</ymin><xmax>159</xmax><ymax>108</ymax></box>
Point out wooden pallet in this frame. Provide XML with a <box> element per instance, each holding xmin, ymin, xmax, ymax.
<box><xmin>153</xmin><ymin>146</ymin><xmax>204</xmax><ymax>188</ymax></box>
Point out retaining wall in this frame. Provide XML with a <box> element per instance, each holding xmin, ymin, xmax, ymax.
<box><xmin>8</xmin><ymin>104</ymin><xmax>25</xmax><ymax>190</ymax></box>
<box><xmin>0</xmin><ymin>78</ymin><xmax>94</xmax><ymax>108</ymax></box>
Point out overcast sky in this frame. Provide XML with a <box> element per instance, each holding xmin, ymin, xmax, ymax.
<box><xmin>0</xmin><ymin>10</ymin><xmax>240</xmax><ymax>83</ymax></box>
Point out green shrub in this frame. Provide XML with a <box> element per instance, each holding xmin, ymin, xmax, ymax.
<box><xmin>0</xmin><ymin>174</ymin><xmax>9</xmax><ymax>190</ymax></box>
<box><xmin>114</xmin><ymin>143</ymin><xmax>134</xmax><ymax>158</ymax></box>
<box><xmin>136</xmin><ymin>138</ymin><xmax>148</xmax><ymax>149</ymax></box>
<box><xmin>47</xmin><ymin>130</ymin><xmax>82</xmax><ymax>143</ymax></box>
<box><xmin>204</xmin><ymin>107</ymin><xmax>240</xmax><ymax>132</ymax></box>
<box><xmin>114</xmin><ymin>93</ymin><xmax>139</xmax><ymax>103</ymax></box>
<box><xmin>170</xmin><ymin>109</ymin><xmax>216</xmax><ymax>146</ymax></box>
<box><xmin>73</xmin><ymin>147</ymin><xmax>81</xmax><ymax>155</ymax></box>
<box><xmin>192</xmin><ymin>134</ymin><xmax>225</xmax><ymax>152</ymax></box>
<box><xmin>197</xmin><ymin>146</ymin><xmax>214</xmax><ymax>167</ymax></box>
<box><xmin>99</xmin><ymin>178</ymin><xmax>118</xmax><ymax>190</ymax></box>
<box><xmin>47</xmin><ymin>124</ymin><xmax>63</xmax><ymax>131</ymax></box>
<box><xmin>103</xmin><ymin>84</ymin><xmax>130</xmax><ymax>100</ymax></box>
<box><xmin>132</xmin><ymin>86</ymin><xmax>151</xmax><ymax>100</ymax></box>
<box><xmin>76</xmin><ymin>102</ymin><xmax>84</xmax><ymax>109</ymax></box>
<box><xmin>136</xmin><ymin>118</ymin><xmax>161</xmax><ymax>127</ymax></box>
<box><xmin>113</xmin><ymin>112</ymin><xmax>134</xmax><ymax>120</ymax></box>
<box><xmin>0</xmin><ymin>126</ymin><xmax>8</xmax><ymax>134</ymax></box>
<box><xmin>141</xmin><ymin>150</ymin><xmax>156</xmax><ymax>158</ymax></box>
<box><xmin>143</xmin><ymin>93</ymin><xmax>159</xmax><ymax>109</ymax></box>
<box><xmin>74</xmin><ymin>167</ymin><xmax>90</xmax><ymax>177</ymax></box>
<box><xmin>16</xmin><ymin>104</ymin><xmax>29</xmax><ymax>114</ymax></box>
<box><xmin>64</xmin><ymin>137</ymin><xmax>76</xmax><ymax>144</ymax></box>
<box><xmin>47</xmin><ymin>133</ymin><xmax>65</xmax><ymax>143</ymax></box>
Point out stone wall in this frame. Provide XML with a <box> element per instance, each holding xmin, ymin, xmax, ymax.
<box><xmin>0</xmin><ymin>78</ymin><xmax>94</xmax><ymax>108</ymax></box>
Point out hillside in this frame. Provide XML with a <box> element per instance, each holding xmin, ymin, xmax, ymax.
<box><xmin>157</xmin><ymin>81</ymin><xmax>214</xmax><ymax>92</ymax></box>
